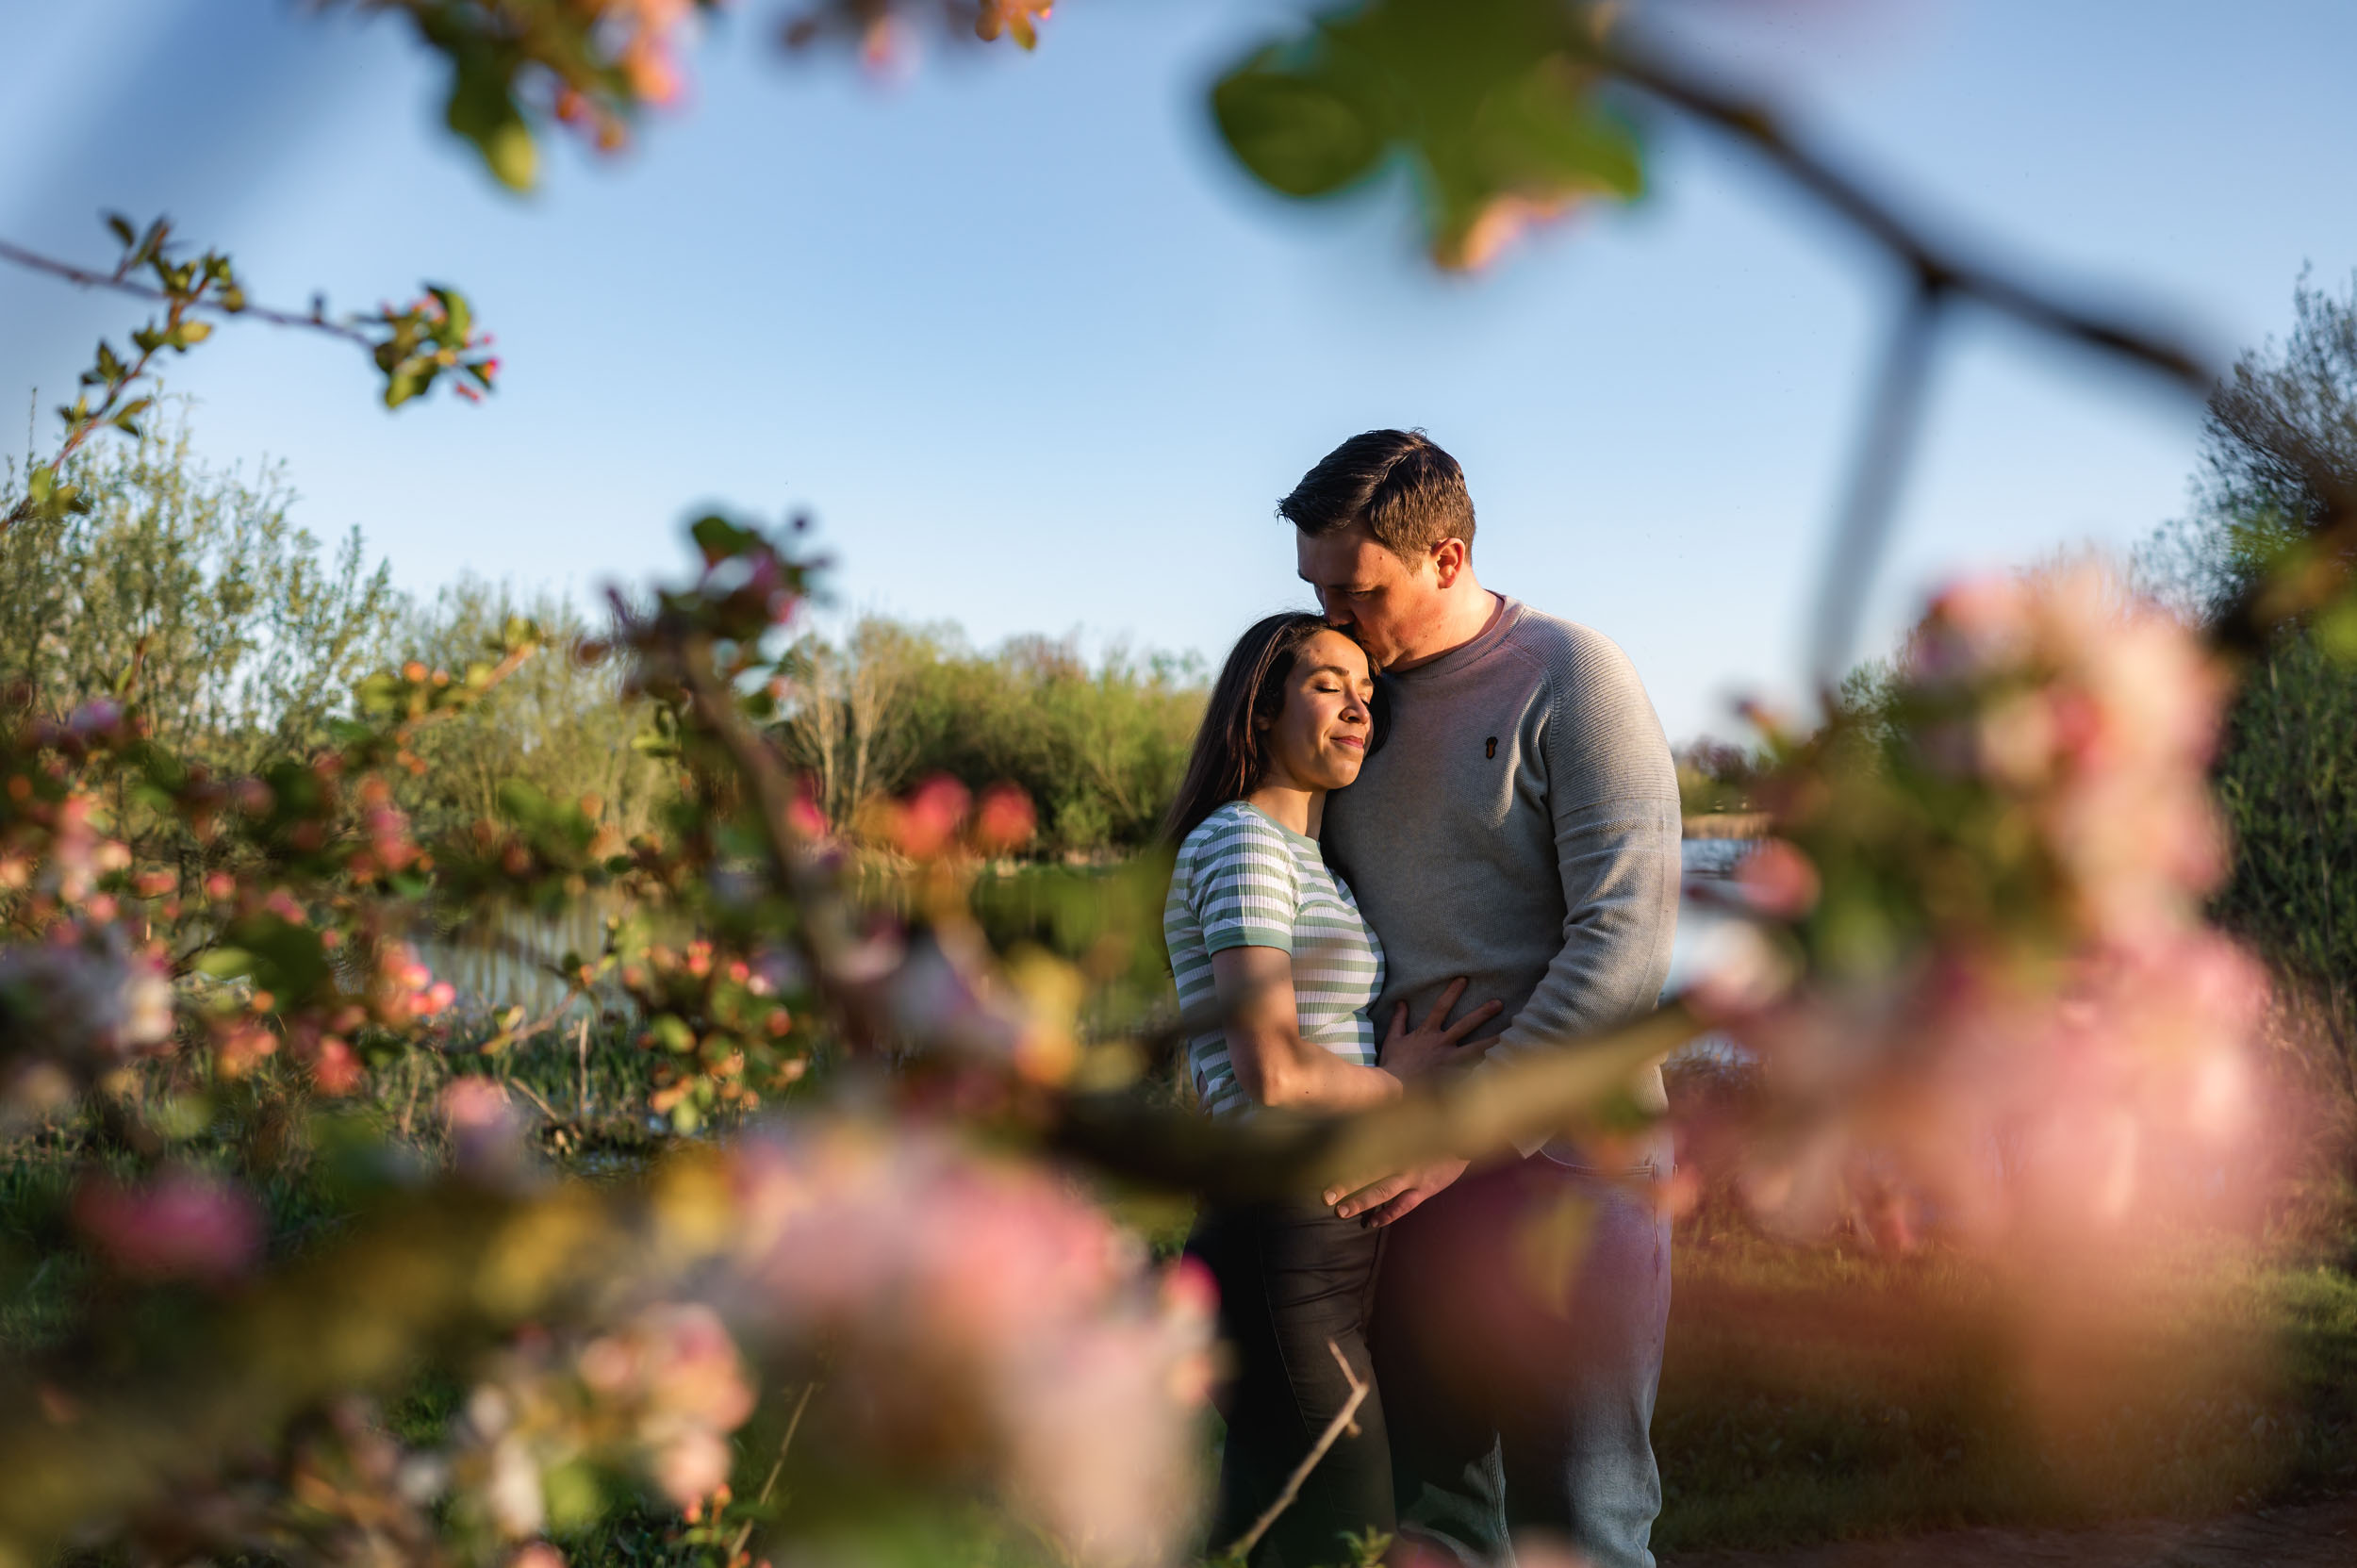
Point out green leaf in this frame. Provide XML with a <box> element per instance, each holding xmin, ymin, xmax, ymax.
<box><xmin>1212</xmin><ymin>52</ymin><xmax>1385</xmax><ymax>198</ymax></box>
<box><xmin>1211</xmin><ymin>0</ymin><xmax>1645</xmax><ymax>270</ymax></box>
<box><xmin>105</xmin><ymin>212</ymin><xmax>137</xmax><ymax>248</ymax></box>
<box><xmin>194</xmin><ymin>948</ymin><xmax>256</xmax><ymax>981</ymax></box>
<box><xmin>689</xmin><ymin>513</ymin><xmax>757</xmax><ymax>564</ymax></box>
<box><xmin>444</xmin><ymin>51</ymin><xmax>539</xmax><ymax>192</ymax></box>
<box><xmin>426</xmin><ymin>284</ymin><xmax>473</xmax><ymax>341</ymax></box>
<box><xmin>1477</xmin><ymin>66</ymin><xmax>1641</xmax><ymax>197</ymax></box>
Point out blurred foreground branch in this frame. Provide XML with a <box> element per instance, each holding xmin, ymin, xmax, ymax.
<box><xmin>1051</xmin><ymin>1003</ymin><xmax>1699</xmax><ymax>1201</ymax></box>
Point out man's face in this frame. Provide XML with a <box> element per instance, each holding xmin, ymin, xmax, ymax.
<box><xmin>1295</xmin><ymin>520</ymin><xmax>1441</xmax><ymax>670</ymax></box>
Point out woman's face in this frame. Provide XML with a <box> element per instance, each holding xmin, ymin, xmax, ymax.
<box><xmin>1261</xmin><ymin>630</ymin><xmax>1376</xmax><ymax>792</ymax></box>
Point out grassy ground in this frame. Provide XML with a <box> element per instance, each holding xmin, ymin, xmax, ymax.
<box><xmin>8</xmin><ymin>1012</ymin><xmax>2357</xmax><ymax>1562</ymax></box>
<box><xmin>1654</xmin><ymin>1225</ymin><xmax>2357</xmax><ymax>1552</ymax></box>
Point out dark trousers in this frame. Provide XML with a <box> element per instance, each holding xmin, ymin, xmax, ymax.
<box><xmin>1372</xmin><ymin>1157</ymin><xmax>1673</xmax><ymax>1568</ymax></box>
<box><xmin>1187</xmin><ymin>1199</ymin><xmax>1393</xmax><ymax>1568</ymax></box>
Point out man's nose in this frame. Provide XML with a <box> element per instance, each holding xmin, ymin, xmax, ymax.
<box><xmin>1317</xmin><ymin>589</ymin><xmax>1349</xmax><ymax>625</ymax></box>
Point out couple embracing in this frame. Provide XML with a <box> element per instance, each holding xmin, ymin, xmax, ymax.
<box><xmin>1162</xmin><ymin>431</ymin><xmax>1682</xmax><ymax>1568</ymax></box>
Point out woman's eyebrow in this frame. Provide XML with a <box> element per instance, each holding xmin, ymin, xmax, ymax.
<box><xmin>1306</xmin><ymin>662</ymin><xmax>1366</xmax><ymax>682</ymax></box>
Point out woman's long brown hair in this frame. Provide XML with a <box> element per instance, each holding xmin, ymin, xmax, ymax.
<box><xmin>1162</xmin><ymin>612</ymin><xmax>1387</xmax><ymax>846</ymax></box>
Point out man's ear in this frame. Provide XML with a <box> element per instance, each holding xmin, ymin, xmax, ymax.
<box><xmin>1430</xmin><ymin>536</ymin><xmax>1470</xmax><ymax>587</ymax></box>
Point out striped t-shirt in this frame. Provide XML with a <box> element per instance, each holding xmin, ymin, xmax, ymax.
<box><xmin>1163</xmin><ymin>801</ymin><xmax>1385</xmax><ymax>1117</ymax></box>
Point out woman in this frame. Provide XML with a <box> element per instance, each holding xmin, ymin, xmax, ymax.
<box><xmin>1163</xmin><ymin>611</ymin><xmax>1499</xmax><ymax>1566</ymax></box>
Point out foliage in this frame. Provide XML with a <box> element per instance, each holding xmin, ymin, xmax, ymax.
<box><xmin>0</xmin><ymin>418</ymin><xmax>401</xmax><ymax>776</ymax></box>
<box><xmin>1212</xmin><ymin>0</ymin><xmax>1642</xmax><ymax>269</ymax></box>
<box><xmin>395</xmin><ymin>578</ymin><xmax>673</xmax><ymax>844</ymax></box>
<box><xmin>339</xmin><ymin>1</ymin><xmax>1061</xmax><ymax>190</ymax></box>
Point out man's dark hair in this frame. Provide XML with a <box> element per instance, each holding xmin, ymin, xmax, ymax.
<box><xmin>1278</xmin><ymin>428</ymin><xmax>1476</xmax><ymax>559</ymax></box>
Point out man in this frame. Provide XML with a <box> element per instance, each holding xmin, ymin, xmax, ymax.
<box><xmin>1289</xmin><ymin>429</ymin><xmax>1681</xmax><ymax>1568</ymax></box>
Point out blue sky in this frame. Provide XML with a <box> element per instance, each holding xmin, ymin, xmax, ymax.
<box><xmin>6</xmin><ymin>0</ymin><xmax>2356</xmax><ymax>743</ymax></box>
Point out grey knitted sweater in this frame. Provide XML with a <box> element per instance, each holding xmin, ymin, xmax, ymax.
<box><xmin>1322</xmin><ymin>594</ymin><xmax>1680</xmax><ymax>1160</ymax></box>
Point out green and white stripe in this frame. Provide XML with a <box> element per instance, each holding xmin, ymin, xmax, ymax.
<box><xmin>1163</xmin><ymin>801</ymin><xmax>1385</xmax><ymax>1117</ymax></box>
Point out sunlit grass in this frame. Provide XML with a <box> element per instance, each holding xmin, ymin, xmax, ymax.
<box><xmin>1655</xmin><ymin>1227</ymin><xmax>2357</xmax><ymax>1550</ymax></box>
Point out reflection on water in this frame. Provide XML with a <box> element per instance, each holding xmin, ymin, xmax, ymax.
<box><xmin>1673</xmin><ymin>837</ymin><xmax>1759</xmax><ymax>1065</ymax></box>
<box><xmin>425</xmin><ymin>844</ymin><xmax>1765</xmax><ymax>1059</ymax></box>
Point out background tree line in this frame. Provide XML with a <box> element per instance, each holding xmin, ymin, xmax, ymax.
<box><xmin>772</xmin><ymin>619</ymin><xmax>1204</xmax><ymax>854</ymax></box>
<box><xmin>2</xmin><ymin>412</ymin><xmax>1208</xmax><ymax>861</ymax></box>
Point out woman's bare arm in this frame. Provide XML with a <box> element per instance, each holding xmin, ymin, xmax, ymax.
<box><xmin>1209</xmin><ymin>946</ymin><xmax>1404</xmax><ymax>1111</ymax></box>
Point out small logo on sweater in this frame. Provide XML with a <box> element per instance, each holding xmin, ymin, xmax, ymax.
<box><xmin>1484</xmin><ymin>736</ymin><xmax>1498</xmax><ymax>759</ymax></box>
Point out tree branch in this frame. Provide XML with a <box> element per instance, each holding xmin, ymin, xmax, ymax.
<box><xmin>1048</xmin><ymin>1002</ymin><xmax>1700</xmax><ymax>1201</ymax></box>
<box><xmin>1598</xmin><ymin>39</ymin><xmax>2215</xmax><ymax>393</ymax></box>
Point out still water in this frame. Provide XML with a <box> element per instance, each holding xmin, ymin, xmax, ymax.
<box><xmin>427</xmin><ymin>841</ymin><xmax>1763</xmax><ymax>1041</ymax></box>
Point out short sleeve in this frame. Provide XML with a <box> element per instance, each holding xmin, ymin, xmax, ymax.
<box><xmin>1188</xmin><ymin>810</ymin><xmax>1302</xmax><ymax>956</ymax></box>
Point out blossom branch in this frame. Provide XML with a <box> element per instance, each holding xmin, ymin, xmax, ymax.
<box><xmin>2</xmin><ymin>218</ymin><xmax>497</xmax><ymax>534</ymax></box>
<box><xmin>0</xmin><ymin>235</ymin><xmax>373</xmax><ymax>347</ymax></box>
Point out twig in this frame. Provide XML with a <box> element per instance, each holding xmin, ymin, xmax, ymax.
<box><xmin>0</xmin><ymin>236</ymin><xmax>371</xmax><ymax>346</ymax></box>
<box><xmin>501</xmin><ymin>1074</ymin><xmax>564</xmax><ymax>1126</ymax></box>
<box><xmin>730</xmin><ymin>1379</ymin><xmax>816</xmax><ymax>1559</ymax></box>
<box><xmin>1222</xmin><ymin>1341</ymin><xmax>1370</xmax><ymax>1562</ymax></box>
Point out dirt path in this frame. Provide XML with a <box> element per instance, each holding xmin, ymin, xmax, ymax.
<box><xmin>1657</xmin><ymin>1494</ymin><xmax>2357</xmax><ymax>1567</ymax></box>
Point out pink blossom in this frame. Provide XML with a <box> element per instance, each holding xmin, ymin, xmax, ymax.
<box><xmin>0</xmin><ymin>929</ymin><xmax>174</xmax><ymax>1069</ymax></box>
<box><xmin>1703</xmin><ymin>560</ymin><xmax>2270</xmax><ymax>1261</ymax></box>
<box><xmin>719</xmin><ymin>1123</ymin><xmax>1211</xmax><ymax>1565</ymax></box>
<box><xmin>973</xmin><ymin>784</ymin><xmax>1037</xmax><ymax>854</ymax></box>
<box><xmin>74</xmin><ymin>1169</ymin><xmax>262</xmax><ymax>1282</ymax></box>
